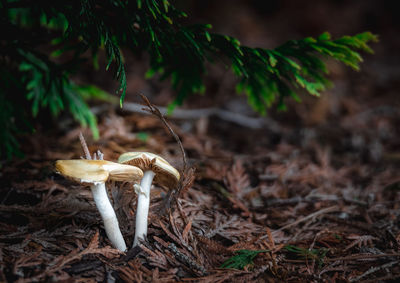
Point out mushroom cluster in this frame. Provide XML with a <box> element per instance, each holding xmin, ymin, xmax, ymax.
<box><xmin>55</xmin><ymin>152</ymin><xmax>179</xmax><ymax>251</ymax></box>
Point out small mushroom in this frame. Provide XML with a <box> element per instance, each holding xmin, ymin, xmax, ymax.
<box><xmin>118</xmin><ymin>152</ymin><xmax>180</xmax><ymax>246</ymax></box>
<box><xmin>55</xmin><ymin>159</ymin><xmax>143</xmax><ymax>251</ymax></box>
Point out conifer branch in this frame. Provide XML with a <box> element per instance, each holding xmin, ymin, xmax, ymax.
<box><xmin>0</xmin><ymin>0</ymin><xmax>378</xmax><ymax>158</ymax></box>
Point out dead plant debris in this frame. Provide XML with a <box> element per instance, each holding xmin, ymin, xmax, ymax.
<box><xmin>1</xmin><ymin>90</ymin><xmax>399</xmax><ymax>282</ymax></box>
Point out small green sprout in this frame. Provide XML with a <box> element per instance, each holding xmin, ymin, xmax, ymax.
<box><xmin>285</xmin><ymin>245</ymin><xmax>328</xmax><ymax>267</ymax></box>
<box><xmin>220</xmin><ymin>249</ymin><xmax>270</xmax><ymax>270</ymax></box>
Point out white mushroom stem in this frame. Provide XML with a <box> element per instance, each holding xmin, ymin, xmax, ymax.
<box><xmin>91</xmin><ymin>182</ymin><xmax>127</xmax><ymax>251</ymax></box>
<box><xmin>133</xmin><ymin>170</ymin><xmax>155</xmax><ymax>247</ymax></box>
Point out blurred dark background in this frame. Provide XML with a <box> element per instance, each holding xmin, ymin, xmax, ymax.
<box><xmin>29</xmin><ymin>0</ymin><xmax>398</xmax><ymax>162</ymax></box>
<box><xmin>73</xmin><ymin>0</ymin><xmax>398</xmax><ymax>160</ymax></box>
<box><xmin>175</xmin><ymin>0</ymin><xmax>400</xmax><ymax>161</ymax></box>
<box><xmin>116</xmin><ymin>0</ymin><xmax>400</xmax><ymax>111</ymax></box>
<box><xmin>184</xmin><ymin>0</ymin><xmax>400</xmax><ymax>100</ymax></box>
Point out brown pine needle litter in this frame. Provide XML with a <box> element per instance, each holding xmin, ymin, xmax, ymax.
<box><xmin>1</xmin><ymin>88</ymin><xmax>399</xmax><ymax>282</ymax></box>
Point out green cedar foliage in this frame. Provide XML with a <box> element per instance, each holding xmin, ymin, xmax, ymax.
<box><xmin>0</xmin><ymin>0</ymin><xmax>378</xmax><ymax>158</ymax></box>
<box><xmin>220</xmin><ymin>249</ymin><xmax>270</xmax><ymax>270</ymax></box>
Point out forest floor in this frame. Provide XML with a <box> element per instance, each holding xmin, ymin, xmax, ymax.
<box><xmin>1</xmin><ymin>1</ymin><xmax>400</xmax><ymax>282</ymax></box>
<box><xmin>1</xmin><ymin>74</ymin><xmax>399</xmax><ymax>282</ymax></box>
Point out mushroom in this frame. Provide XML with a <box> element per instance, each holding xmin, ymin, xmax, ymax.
<box><xmin>118</xmin><ymin>152</ymin><xmax>180</xmax><ymax>246</ymax></box>
<box><xmin>55</xmin><ymin>159</ymin><xmax>143</xmax><ymax>251</ymax></box>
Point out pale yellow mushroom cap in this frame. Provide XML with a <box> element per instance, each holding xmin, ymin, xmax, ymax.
<box><xmin>118</xmin><ymin>152</ymin><xmax>180</xmax><ymax>189</ymax></box>
<box><xmin>55</xmin><ymin>159</ymin><xmax>143</xmax><ymax>184</ymax></box>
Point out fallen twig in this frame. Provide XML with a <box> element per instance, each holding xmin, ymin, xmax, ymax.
<box><xmin>139</xmin><ymin>94</ymin><xmax>187</xmax><ymax>172</ymax></box>
<box><xmin>327</xmin><ymin>253</ymin><xmax>400</xmax><ymax>262</ymax></box>
<box><xmin>168</xmin><ymin>243</ymin><xmax>207</xmax><ymax>276</ymax></box>
<box><xmin>263</xmin><ymin>205</ymin><xmax>340</xmax><ymax>239</ymax></box>
<box><xmin>349</xmin><ymin>260</ymin><xmax>399</xmax><ymax>282</ymax></box>
<box><xmin>79</xmin><ymin>132</ymin><xmax>104</xmax><ymax>160</ymax></box>
<box><xmin>117</xmin><ymin>102</ymin><xmax>280</xmax><ymax>130</ymax></box>
<box><xmin>139</xmin><ymin>94</ymin><xmax>196</xmax><ymax>215</ymax></box>
<box><xmin>79</xmin><ymin>132</ymin><xmax>91</xmax><ymax>160</ymax></box>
